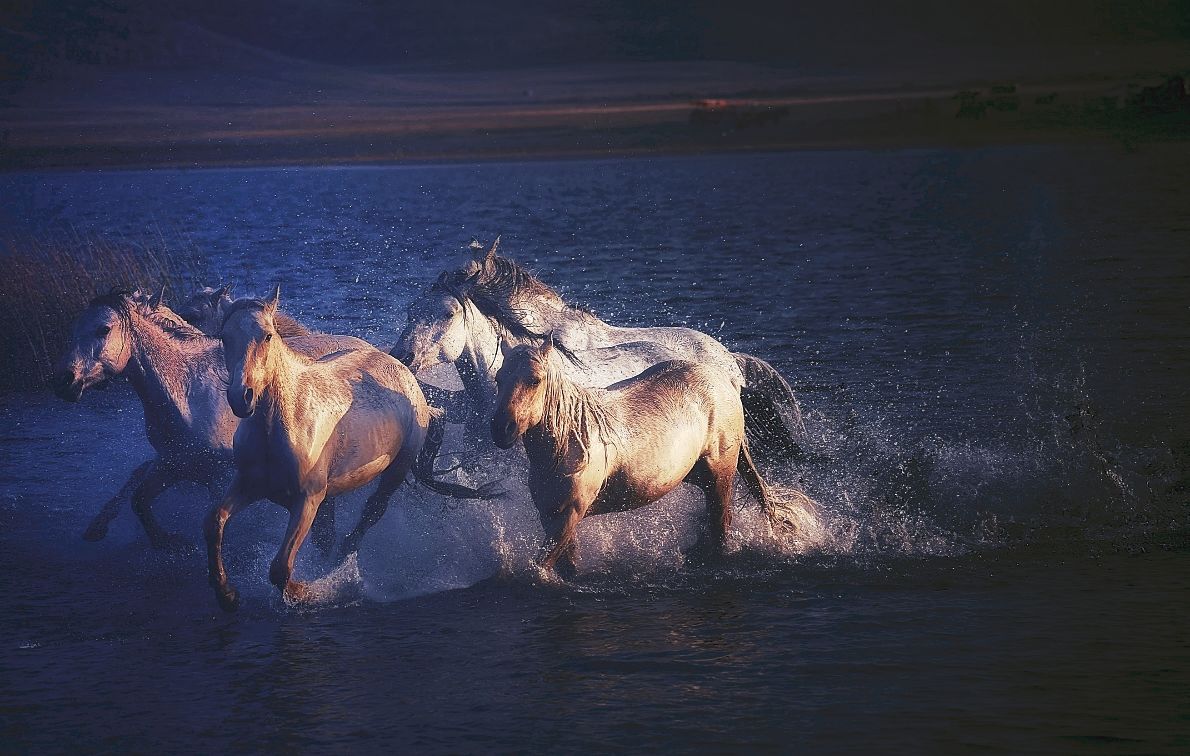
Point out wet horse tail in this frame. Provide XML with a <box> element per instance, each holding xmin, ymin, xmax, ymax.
<box><xmin>734</xmin><ymin>352</ymin><xmax>806</xmax><ymax>467</ymax></box>
<box><xmin>736</xmin><ymin>436</ymin><xmax>821</xmax><ymax>540</ymax></box>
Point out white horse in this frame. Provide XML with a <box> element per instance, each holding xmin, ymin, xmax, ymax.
<box><xmin>205</xmin><ymin>288</ymin><xmax>461</xmax><ymax>611</ymax></box>
<box><xmin>391</xmin><ymin>240</ymin><xmax>806</xmax><ymax>463</ymax></box>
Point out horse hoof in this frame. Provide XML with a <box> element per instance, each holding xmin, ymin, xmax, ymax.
<box><xmin>215</xmin><ymin>585</ymin><xmax>240</xmax><ymax>613</ymax></box>
<box><xmin>82</xmin><ymin>523</ymin><xmax>108</xmax><ymax>542</ymax></box>
<box><xmin>283</xmin><ymin>581</ymin><xmax>311</xmax><ymax>605</ymax></box>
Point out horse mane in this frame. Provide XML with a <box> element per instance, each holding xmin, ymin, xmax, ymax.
<box><xmin>444</xmin><ymin>247</ymin><xmax>593</xmax><ymax>344</ymax></box>
<box><xmin>536</xmin><ymin>347</ymin><xmax>620</xmax><ymax>467</ymax></box>
<box><xmin>145</xmin><ymin>305</ymin><xmax>210</xmax><ymax>341</ymax></box>
<box><xmin>219</xmin><ymin>297</ymin><xmax>311</xmax><ymax>338</ymax></box>
<box><xmin>274</xmin><ymin>312</ymin><xmax>310</xmax><ymax>338</ymax></box>
<box><xmin>89</xmin><ymin>290</ymin><xmax>208</xmax><ymax>343</ymax></box>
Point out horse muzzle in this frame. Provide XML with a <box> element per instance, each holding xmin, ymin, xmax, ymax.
<box><xmin>490</xmin><ymin>417</ymin><xmax>519</xmax><ymax>449</ymax></box>
<box><xmin>51</xmin><ymin>369</ymin><xmax>84</xmax><ymax>402</ymax></box>
<box><xmin>229</xmin><ymin>387</ymin><xmax>256</xmax><ymax>418</ymax></box>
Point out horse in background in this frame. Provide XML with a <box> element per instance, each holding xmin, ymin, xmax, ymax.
<box><xmin>176</xmin><ymin>283</ymin><xmax>310</xmax><ymax>338</ymax></box>
<box><xmin>391</xmin><ymin>239</ymin><xmax>806</xmax><ymax>466</ymax></box>
<box><xmin>491</xmin><ymin>338</ymin><xmax>821</xmax><ymax>577</ymax></box>
<box><xmin>207</xmin><ymin>288</ymin><xmax>492</xmax><ymax>610</ymax></box>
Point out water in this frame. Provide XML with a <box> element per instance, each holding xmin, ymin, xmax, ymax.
<box><xmin>2</xmin><ymin>146</ymin><xmax>1188</xmax><ymax>752</ymax></box>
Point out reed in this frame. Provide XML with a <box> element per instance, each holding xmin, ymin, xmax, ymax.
<box><xmin>0</xmin><ymin>229</ymin><xmax>206</xmax><ymax>391</ymax></box>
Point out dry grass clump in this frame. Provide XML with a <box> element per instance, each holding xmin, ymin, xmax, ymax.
<box><xmin>0</xmin><ymin>230</ymin><xmax>206</xmax><ymax>391</ymax></box>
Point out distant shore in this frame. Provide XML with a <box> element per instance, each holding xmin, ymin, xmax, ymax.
<box><xmin>3</xmin><ymin>68</ymin><xmax>1186</xmax><ymax>171</ymax></box>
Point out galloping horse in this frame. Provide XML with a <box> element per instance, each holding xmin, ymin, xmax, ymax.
<box><xmin>51</xmin><ymin>290</ymin><xmax>365</xmax><ymax>549</ymax></box>
<box><xmin>491</xmin><ymin>338</ymin><xmax>820</xmax><ymax>576</ymax></box>
<box><xmin>391</xmin><ymin>239</ymin><xmax>806</xmax><ymax>465</ymax></box>
<box><xmin>206</xmin><ymin>288</ymin><xmax>473</xmax><ymax>611</ymax></box>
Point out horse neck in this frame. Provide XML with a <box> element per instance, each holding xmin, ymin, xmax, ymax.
<box><xmin>540</xmin><ymin>301</ymin><xmax>617</xmax><ymax>348</ymax></box>
<box><xmin>530</xmin><ymin>365</ymin><xmax>613</xmax><ymax>467</ymax></box>
<box><xmin>124</xmin><ymin>314</ymin><xmax>206</xmax><ymax>415</ymax></box>
<box><xmin>253</xmin><ymin>339</ymin><xmax>310</xmax><ymax>435</ymax></box>
<box><xmin>457</xmin><ymin>301</ymin><xmax>504</xmax><ymax>412</ymax></box>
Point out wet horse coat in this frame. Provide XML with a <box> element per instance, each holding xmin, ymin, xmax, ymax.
<box><xmin>206</xmin><ymin>290</ymin><xmax>437</xmax><ymax>611</ymax></box>
<box><xmin>491</xmin><ymin>338</ymin><xmax>817</xmax><ymax>576</ymax></box>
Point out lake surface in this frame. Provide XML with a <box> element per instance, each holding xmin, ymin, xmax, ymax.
<box><xmin>1</xmin><ymin>146</ymin><xmax>1188</xmax><ymax>753</ymax></box>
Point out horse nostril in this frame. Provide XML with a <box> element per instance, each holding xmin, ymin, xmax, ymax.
<box><xmin>243</xmin><ymin>387</ymin><xmax>254</xmax><ymax>406</ymax></box>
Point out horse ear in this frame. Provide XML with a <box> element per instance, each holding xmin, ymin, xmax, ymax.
<box><xmin>217</xmin><ymin>283</ymin><xmax>233</xmax><ymax>300</ymax></box>
<box><xmin>148</xmin><ymin>285</ymin><xmax>165</xmax><ymax>310</ymax></box>
<box><xmin>486</xmin><ymin>236</ymin><xmax>500</xmax><ymax>263</ymax></box>
<box><xmin>265</xmin><ymin>285</ymin><xmax>280</xmax><ymax>313</ymax></box>
<box><xmin>468</xmin><ymin>239</ymin><xmax>485</xmax><ymax>260</ymax></box>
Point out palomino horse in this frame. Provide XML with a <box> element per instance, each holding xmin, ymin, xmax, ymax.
<box><xmin>176</xmin><ymin>283</ymin><xmax>311</xmax><ymax>338</ymax></box>
<box><xmin>491</xmin><ymin>338</ymin><xmax>820</xmax><ymax>576</ymax></box>
<box><xmin>178</xmin><ymin>282</ymin><xmax>465</xmax><ymax>443</ymax></box>
<box><xmin>52</xmin><ymin>290</ymin><xmax>366</xmax><ymax>550</ymax></box>
<box><xmin>207</xmin><ymin>288</ymin><xmax>466</xmax><ymax>610</ymax></box>
<box><xmin>391</xmin><ymin>239</ymin><xmax>806</xmax><ymax>465</ymax></box>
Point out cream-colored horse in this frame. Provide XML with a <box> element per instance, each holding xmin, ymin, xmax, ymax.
<box><xmin>491</xmin><ymin>337</ymin><xmax>820</xmax><ymax>577</ymax></box>
<box><xmin>205</xmin><ymin>288</ymin><xmax>441</xmax><ymax>611</ymax></box>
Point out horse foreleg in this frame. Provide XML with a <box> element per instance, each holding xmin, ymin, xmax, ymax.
<box><xmin>130</xmin><ymin>464</ymin><xmax>187</xmax><ymax>551</ymax></box>
<box><xmin>204</xmin><ymin>481</ymin><xmax>253</xmax><ymax>612</ymax></box>
<box><xmin>82</xmin><ymin>459</ymin><xmax>154</xmax><ymax>541</ymax></box>
<box><xmin>270</xmin><ymin>491</ymin><xmax>325</xmax><ymax>605</ymax></box>
<box><xmin>538</xmin><ymin>497</ymin><xmax>592</xmax><ymax>580</ymax></box>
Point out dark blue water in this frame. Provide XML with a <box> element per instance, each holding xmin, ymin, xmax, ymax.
<box><xmin>2</xmin><ymin>146</ymin><xmax>1188</xmax><ymax>753</ymax></box>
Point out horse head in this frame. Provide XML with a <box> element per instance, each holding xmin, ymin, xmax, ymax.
<box><xmin>52</xmin><ymin>291</ymin><xmax>140</xmax><ymax>401</ymax></box>
<box><xmin>220</xmin><ymin>285</ymin><xmax>280</xmax><ymax>418</ymax></box>
<box><xmin>390</xmin><ymin>271</ymin><xmax>477</xmax><ymax>373</ymax></box>
<box><xmin>176</xmin><ymin>283</ymin><xmax>234</xmax><ymax>336</ymax></box>
<box><xmin>490</xmin><ymin>336</ymin><xmax>555</xmax><ymax>449</ymax></box>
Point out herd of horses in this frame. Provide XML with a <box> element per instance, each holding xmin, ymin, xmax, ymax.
<box><xmin>51</xmin><ymin>239</ymin><xmax>820</xmax><ymax>611</ymax></box>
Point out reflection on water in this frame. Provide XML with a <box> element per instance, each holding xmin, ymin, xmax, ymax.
<box><xmin>1</xmin><ymin>145</ymin><xmax>1188</xmax><ymax>751</ymax></box>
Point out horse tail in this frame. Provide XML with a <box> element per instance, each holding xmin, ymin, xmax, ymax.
<box><xmin>737</xmin><ymin>437</ymin><xmax>822</xmax><ymax>541</ymax></box>
<box><xmin>411</xmin><ymin>411</ymin><xmax>503</xmax><ymax>500</ymax></box>
<box><xmin>734</xmin><ymin>352</ymin><xmax>806</xmax><ymax>466</ymax></box>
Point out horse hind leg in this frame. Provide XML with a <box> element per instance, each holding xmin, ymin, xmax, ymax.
<box><xmin>83</xmin><ymin>459</ymin><xmax>154</xmax><ymax>541</ymax></box>
<box><xmin>686</xmin><ymin>456</ymin><xmax>735</xmax><ymax>562</ymax></box>
<box><xmin>337</xmin><ymin>450</ymin><xmax>415</xmax><ymax>561</ymax></box>
<box><xmin>310</xmin><ymin>496</ymin><xmax>337</xmax><ymax>557</ymax></box>
<box><xmin>130</xmin><ymin>464</ymin><xmax>188</xmax><ymax>551</ymax></box>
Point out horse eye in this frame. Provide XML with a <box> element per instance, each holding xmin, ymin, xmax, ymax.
<box><xmin>527</xmin><ymin>376</ymin><xmax>542</xmax><ymax>386</ymax></box>
<box><xmin>97</xmin><ymin>326</ymin><xmax>111</xmax><ymax>336</ymax></box>
<box><xmin>264</xmin><ymin>333</ymin><xmax>273</xmax><ymax>342</ymax></box>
